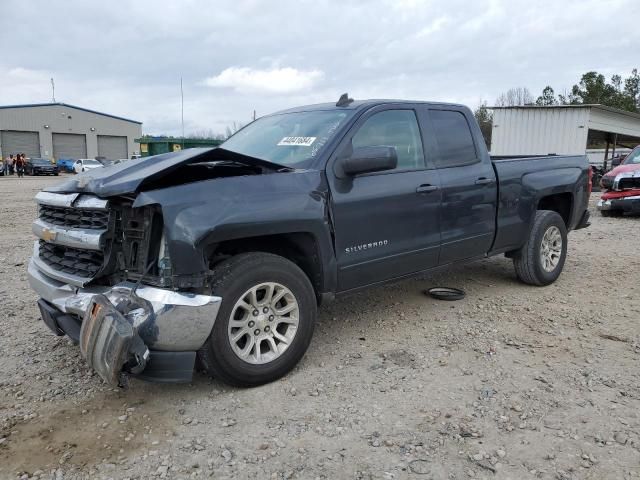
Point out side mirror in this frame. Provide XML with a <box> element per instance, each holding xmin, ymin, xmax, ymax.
<box><xmin>340</xmin><ymin>146</ymin><xmax>398</xmax><ymax>176</ymax></box>
<box><xmin>611</xmin><ymin>156</ymin><xmax>622</xmax><ymax>167</ymax></box>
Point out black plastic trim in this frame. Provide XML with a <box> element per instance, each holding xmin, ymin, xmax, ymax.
<box><xmin>134</xmin><ymin>351</ymin><xmax>196</xmax><ymax>383</ymax></box>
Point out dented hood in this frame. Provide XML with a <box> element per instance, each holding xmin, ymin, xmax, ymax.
<box><xmin>44</xmin><ymin>147</ymin><xmax>287</xmax><ymax>198</ymax></box>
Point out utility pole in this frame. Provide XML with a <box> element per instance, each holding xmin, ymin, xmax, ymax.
<box><xmin>180</xmin><ymin>77</ymin><xmax>185</xmax><ymax>150</ymax></box>
<box><xmin>51</xmin><ymin>78</ymin><xmax>56</xmax><ymax>102</ymax></box>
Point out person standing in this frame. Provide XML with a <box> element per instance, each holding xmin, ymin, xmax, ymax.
<box><xmin>6</xmin><ymin>154</ymin><xmax>14</xmax><ymax>175</ymax></box>
<box><xmin>15</xmin><ymin>153</ymin><xmax>25</xmax><ymax>178</ymax></box>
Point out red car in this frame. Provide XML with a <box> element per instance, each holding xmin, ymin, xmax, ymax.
<box><xmin>598</xmin><ymin>145</ymin><xmax>640</xmax><ymax>216</ymax></box>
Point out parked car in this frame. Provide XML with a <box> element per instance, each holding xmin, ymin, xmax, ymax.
<box><xmin>56</xmin><ymin>158</ymin><xmax>76</xmax><ymax>173</ymax></box>
<box><xmin>26</xmin><ymin>158</ymin><xmax>59</xmax><ymax>176</ymax></box>
<box><xmin>598</xmin><ymin>145</ymin><xmax>640</xmax><ymax>216</ymax></box>
<box><xmin>73</xmin><ymin>158</ymin><xmax>104</xmax><ymax>174</ymax></box>
<box><xmin>28</xmin><ymin>97</ymin><xmax>591</xmax><ymax>388</ymax></box>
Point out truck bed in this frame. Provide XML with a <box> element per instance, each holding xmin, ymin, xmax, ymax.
<box><xmin>490</xmin><ymin>154</ymin><xmax>590</xmax><ymax>254</ymax></box>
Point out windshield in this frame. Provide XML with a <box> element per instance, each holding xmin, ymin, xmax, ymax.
<box><xmin>622</xmin><ymin>147</ymin><xmax>640</xmax><ymax>165</ymax></box>
<box><xmin>84</xmin><ymin>159</ymin><xmax>101</xmax><ymax>166</ymax></box>
<box><xmin>31</xmin><ymin>159</ymin><xmax>49</xmax><ymax>165</ymax></box>
<box><xmin>221</xmin><ymin>110</ymin><xmax>354</xmax><ymax>167</ymax></box>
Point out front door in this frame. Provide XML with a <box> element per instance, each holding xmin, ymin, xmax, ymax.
<box><xmin>328</xmin><ymin>106</ymin><xmax>442</xmax><ymax>292</ymax></box>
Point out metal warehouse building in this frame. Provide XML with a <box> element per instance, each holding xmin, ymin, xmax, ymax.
<box><xmin>490</xmin><ymin>105</ymin><xmax>640</xmax><ymax>164</ymax></box>
<box><xmin>0</xmin><ymin>103</ymin><xmax>142</xmax><ymax>161</ymax></box>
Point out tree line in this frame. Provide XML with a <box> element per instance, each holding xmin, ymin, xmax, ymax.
<box><xmin>474</xmin><ymin>69</ymin><xmax>640</xmax><ymax>148</ymax></box>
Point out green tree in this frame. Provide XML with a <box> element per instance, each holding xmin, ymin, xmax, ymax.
<box><xmin>534</xmin><ymin>69</ymin><xmax>639</xmax><ymax>112</ymax></box>
<box><xmin>536</xmin><ymin>86</ymin><xmax>558</xmax><ymax>106</ymax></box>
<box><xmin>624</xmin><ymin>68</ymin><xmax>640</xmax><ymax>111</ymax></box>
<box><xmin>568</xmin><ymin>71</ymin><xmax>637</xmax><ymax>111</ymax></box>
<box><xmin>570</xmin><ymin>71</ymin><xmax>615</xmax><ymax>104</ymax></box>
<box><xmin>474</xmin><ymin>102</ymin><xmax>493</xmax><ymax>149</ymax></box>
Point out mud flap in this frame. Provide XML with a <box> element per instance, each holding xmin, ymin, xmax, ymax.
<box><xmin>80</xmin><ymin>294</ymin><xmax>148</xmax><ymax>387</ymax></box>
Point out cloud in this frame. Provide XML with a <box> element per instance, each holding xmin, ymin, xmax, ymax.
<box><xmin>415</xmin><ymin>16</ymin><xmax>450</xmax><ymax>38</ymax></box>
<box><xmin>202</xmin><ymin>67</ymin><xmax>324</xmax><ymax>94</ymax></box>
<box><xmin>0</xmin><ymin>0</ymin><xmax>639</xmax><ymax>136</ymax></box>
<box><xmin>0</xmin><ymin>67</ymin><xmax>53</xmax><ymax>101</ymax></box>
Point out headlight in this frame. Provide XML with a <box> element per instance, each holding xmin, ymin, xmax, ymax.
<box><xmin>600</xmin><ymin>175</ymin><xmax>613</xmax><ymax>189</ymax></box>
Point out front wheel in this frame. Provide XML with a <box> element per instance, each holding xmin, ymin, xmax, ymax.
<box><xmin>513</xmin><ymin>210</ymin><xmax>568</xmax><ymax>286</ymax></box>
<box><xmin>198</xmin><ymin>252</ymin><xmax>317</xmax><ymax>387</ymax></box>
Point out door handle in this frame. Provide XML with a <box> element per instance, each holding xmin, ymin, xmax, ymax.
<box><xmin>475</xmin><ymin>177</ymin><xmax>493</xmax><ymax>185</ymax></box>
<box><xmin>416</xmin><ymin>184</ymin><xmax>439</xmax><ymax>193</ymax></box>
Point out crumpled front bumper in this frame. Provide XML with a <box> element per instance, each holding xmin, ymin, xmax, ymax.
<box><xmin>28</xmin><ymin>258</ymin><xmax>221</xmax><ymax>385</ymax></box>
<box><xmin>597</xmin><ymin>195</ymin><xmax>640</xmax><ymax>213</ymax></box>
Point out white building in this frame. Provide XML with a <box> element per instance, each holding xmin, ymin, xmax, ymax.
<box><xmin>0</xmin><ymin>103</ymin><xmax>142</xmax><ymax>161</ymax></box>
<box><xmin>490</xmin><ymin>104</ymin><xmax>640</xmax><ymax>165</ymax></box>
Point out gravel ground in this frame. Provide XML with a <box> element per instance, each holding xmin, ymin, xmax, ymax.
<box><xmin>1</xmin><ymin>175</ymin><xmax>639</xmax><ymax>480</ymax></box>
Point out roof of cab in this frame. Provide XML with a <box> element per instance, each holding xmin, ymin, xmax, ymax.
<box><xmin>272</xmin><ymin>99</ymin><xmax>467</xmax><ymax>115</ymax></box>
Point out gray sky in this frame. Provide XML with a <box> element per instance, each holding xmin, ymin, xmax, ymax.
<box><xmin>1</xmin><ymin>0</ymin><xmax>638</xmax><ymax>136</ymax></box>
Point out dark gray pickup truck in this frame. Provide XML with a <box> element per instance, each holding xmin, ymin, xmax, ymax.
<box><xmin>28</xmin><ymin>96</ymin><xmax>591</xmax><ymax>387</ymax></box>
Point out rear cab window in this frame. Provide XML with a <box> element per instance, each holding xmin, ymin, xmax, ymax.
<box><xmin>429</xmin><ymin>110</ymin><xmax>478</xmax><ymax>168</ymax></box>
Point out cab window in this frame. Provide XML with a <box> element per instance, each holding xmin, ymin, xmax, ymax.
<box><xmin>352</xmin><ymin>110</ymin><xmax>425</xmax><ymax>171</ymax></box>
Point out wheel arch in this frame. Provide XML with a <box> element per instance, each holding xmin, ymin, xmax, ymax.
<box><xmin>537</xmin><ymin>192</ymin><xmax>573</xmax><ymax>227</ymax></box>
<box><xmin>206</xmin><ymin>231</ymin><xmax>333</xmax><ymax>303</ymax></box>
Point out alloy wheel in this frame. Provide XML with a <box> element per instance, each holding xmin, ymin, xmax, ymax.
<box><xmin>227</xmin><ymin>282</ymin><xmax>299</xmax><ymax>364</ymax></box>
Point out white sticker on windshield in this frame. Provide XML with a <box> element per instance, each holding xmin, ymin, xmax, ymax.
<box><xmin>277</xmin><ymin>136</ymin><xmax>316</xmax><ymax>146</ymax></box>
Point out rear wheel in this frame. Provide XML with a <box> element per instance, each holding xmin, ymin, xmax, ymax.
<box><xmin>513</xmin><ymin>210</ymin><xmax>568</xmax><ymax>286</ymax></box>
<box><xmin>198</xmin><ymin>252</ymin><xmax>316</xmax><ymax>387</ymax></box>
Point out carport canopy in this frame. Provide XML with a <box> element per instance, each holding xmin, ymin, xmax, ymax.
<box><xmin>490</xmin><ymin>104</ymin><xmax>640</xmax><ymax>167</ymax></box>
<box><xmin>586</xmin><ymin>105</ymin><xmax>640</xmax><ymax>167</ymax></box>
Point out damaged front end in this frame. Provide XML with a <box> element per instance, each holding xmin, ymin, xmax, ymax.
<box><xmin>598</xmin><ymin>169</ymin><xmax>640</xmax><ymax>214</ymax></box>
<box><xmin>28</xmin><ymin>147</ymin><xmax>322</xmax><ymax>385</ymax></box>
<box><xmin>28</xmin><ymin>189</ymin><xmax>222</xmax><ymax>386</ymax></box>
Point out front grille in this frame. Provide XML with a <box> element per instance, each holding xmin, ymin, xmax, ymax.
<box><xmin>618</xmin><ymin>177</ymin><xmax>640</xmax><ymax>190</ymax></box>
<box><xmin>39</xmin><ymin>240</ymin><xmax>105</xmax><ymax>278</ymax></box>
<box><xmin>39</xmin><ymin>204</ymin><xmax>109</xmax><ymax>230</ymax></box>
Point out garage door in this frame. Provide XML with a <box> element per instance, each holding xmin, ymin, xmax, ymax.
<box><xmin>97</xmin><ymin>135</ymin><xmax>127</xmax><ymax>160</ymax></box>
<box><xmin>1</xmin><ymin>130</ymin><xmax>41</xmax><ymax>158</ymax></box>
<box><xmin>52</xmin><ymin>133</ymin><xmax>87</xmax><ymax>160</ymax></box>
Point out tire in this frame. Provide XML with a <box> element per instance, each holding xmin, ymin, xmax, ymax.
<box><xmin>198</xmin><ymin>252</ymin><xmax>317</xmax><ymax>387</ymax></box>
<box><xmin>513</xmin><ymin>210</ymin><xmax>568</xmax><ymax>286</ymax></box>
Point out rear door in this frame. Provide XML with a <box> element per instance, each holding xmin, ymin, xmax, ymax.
<box><xmin>424</xmin><ymin>107</ymin><xmax>497</xmax><ymax>264</ymax></box>
<box><xmin>328</xmin><ymin>105</ymin><xmax>442</xmax><ymax>291</ymax></box>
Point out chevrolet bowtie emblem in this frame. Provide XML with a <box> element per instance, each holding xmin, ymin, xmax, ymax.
<box><xmin>41</xmin><ymin>228</ymin><xmax>57</xmax><ymax>242</ymax></box>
